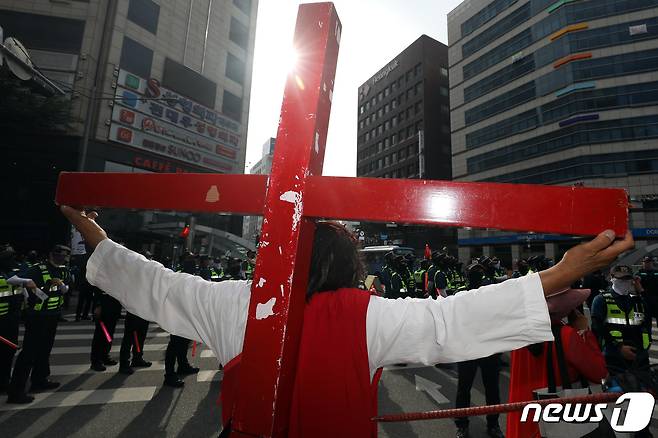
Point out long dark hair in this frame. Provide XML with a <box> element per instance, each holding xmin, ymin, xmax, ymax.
<box><xmin>306</xmin><ymin>222</ymin><xmax>364</xmax><ymax>299</ymax></box>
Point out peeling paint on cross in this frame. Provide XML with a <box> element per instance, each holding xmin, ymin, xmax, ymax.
<box><xmin>55</xmin><ymin>3</ymin><xmax>629</xmax><ymax>437</ymax></box>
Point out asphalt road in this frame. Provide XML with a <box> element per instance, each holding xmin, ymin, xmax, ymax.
<box><xmin>2</xmin><ymin>309</ymin><xmax>658</xmax><ymax>438</ymax></box>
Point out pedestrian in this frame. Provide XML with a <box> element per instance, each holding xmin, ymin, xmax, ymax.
<box><xmin>61</xmin><ymin>206</ymin><xmax>633</xmax><ymax>436</ymax></box>
<box><xmin>198</xmin><ymin>254</ymin><xmax>221</xmax><ymax>281</ymax></box>
<box><xmin>454</xmin><ymin>261</ymin><xmax>504</xmax><ymax>438</ymax></box>
<box><xmin>7</xmin><ymin>245</ymin><xmax>71</xmax><ymax>403</ymax></box>
<box><xmin>0</xmin><ymin>245</ymin><xmax>35</xmax><ymax>393</ymax></box>
<box><xmin>506</xmin><ymin>291</ymin><xmax>608</xmax><ymax>438</ymax></box>
<box><xmin>427</xmin><ymin>251</ymin><xmax>448</xmax><ymax>298</ymax></box>
<box><xmin>413</xmin><ymin>259</ymin><xmax>430</xmax><ymax>298</ymax></box>
<box><xmin>638</xmin><ymin>256</ymin><xmax>658</xmax><ymax>328</ymax></box>
<box><xmin>89</xmin><ymin>286</ymin><xmax>122</xmax><ymax>371</ymax></box>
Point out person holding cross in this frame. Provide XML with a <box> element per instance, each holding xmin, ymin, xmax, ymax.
<box><xmin>59</xmin><ymin>206</ymin><xmax>633</xmax><ymax>436</ymax></box>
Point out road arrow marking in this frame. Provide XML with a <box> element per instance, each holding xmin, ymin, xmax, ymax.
<box><xmin>415</xmin><ymin>374</ymin><xmax>450</xmax><ymax>405</ymax></box>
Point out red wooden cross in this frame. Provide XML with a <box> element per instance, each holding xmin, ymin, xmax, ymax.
<box><xmin>56</xmin><ymin>3</ymin><xmax>628</xmax><ymax>437</ymax></box>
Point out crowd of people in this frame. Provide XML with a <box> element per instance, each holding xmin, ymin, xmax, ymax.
<box><xmin>1</xmin><ymin>211</ymin><xmax>655</xmax><ymax>437</ymax></box>
<box><xmin>0</xmin><ymin>242</ymin><xmax>255</xmax><ymax>404</ymax></box>
<box><xmin>375</xmin><ymin>248</ymin><xmax>658</xmax><ymax>438</ymax></box>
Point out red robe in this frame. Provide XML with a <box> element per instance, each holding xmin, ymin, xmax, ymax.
<box><xmin>220</xmin><ymin>288</ymin><xmax>382</xmax><ymax>437</ymax></box>
<box><xmin>506</xmin><ymin>325</ymin><xmax>607</xmax><ymax>438</ymax></box>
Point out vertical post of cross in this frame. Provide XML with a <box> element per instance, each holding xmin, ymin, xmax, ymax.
<box><xmin>230</xmin><ymin>3</ymin><xmax>341</xmax><ymax>437</ymax></box>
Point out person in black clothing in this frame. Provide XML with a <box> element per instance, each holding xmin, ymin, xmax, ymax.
<box><xmin>455</xmin><ymin>261</ymin><xmax>504</xmax><ymax>438</ymax></box>
<box><xmin>90</xmin><ymin>286</ymin><xmax>122</xmax><ymax>371</ymax></box>
<box><xmin>582</xmin><ymin>269</ymin><xmax>608</xmax><ymax>310</ymax></box>
<box><xmin>74</xmin><ymin>254</ymin><xmax>94</xmax><ymax>321</ymax></box>
<box><xmin>638</xmin><ymin>256</ymin><xmax>658</xmax><ymax>328</ymax></box>
<box><xmin>8</xmin><ymin>245</ymin><xmax>72</xmax><ymax>404</ymax></box>
<box><xmin>198</xmin><ymin>254</ymin><xmax>221</xmax><ymax>281</ymax></box>
<box><xmin>427</xmin><ymin>252</ymin><xmax>448</xmax><ymax>299</ymax></box>
<box><xmin>0</xmin><ymin>245</ymin><xmax>33</xmax><ymax>394</ymax></box>
<box><xmin>164</xmin><ymin>252</ymin><xmax>199</xmax><ymax>387</ymax></box>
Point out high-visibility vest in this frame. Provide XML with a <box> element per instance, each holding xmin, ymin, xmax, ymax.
<box><xmin>0</xmin><ymin>275</ymin><xmax>24</xmax><ymax>317</ymax></box>
<box><xmin>602</xmin><ymin>292</ymin><xmax>651</xmax><ymax>350</ymax></box>
<box><xmin>413</xmin><ymin>269</ymin><xmax>426</xmax><ymax>286</ymax></box>
<box><xmin>33</xmin><ymin>264</ymin><xmax>64</xmax><ymax>312</ymax></box>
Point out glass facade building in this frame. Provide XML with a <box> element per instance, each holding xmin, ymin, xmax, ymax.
<box><xmin>448</xmin><ymin>0</ymin><xmax>658</xmax><ymax>264</ymax></box>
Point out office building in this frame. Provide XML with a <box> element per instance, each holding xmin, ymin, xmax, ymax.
<box><xmin>355</xmin><ymin>35</ymin><xmax>455</xmax><ymax>251</ymax></box>
<box><xmin>242</xmin><ymin>137</ymin><xmax>275</xmax><ymax>243</ymax></box>
<box><xmin>448</xmin><ymin>0</ymin><xmax>658</xmax><ymax>265</ymax></box>
<box><xmin>1</xmin><ymin>0</ymin><xmax>258</xmax><ymax>255</ymax></box>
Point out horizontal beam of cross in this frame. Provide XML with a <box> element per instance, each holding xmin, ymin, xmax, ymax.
<box><xmin>55</xmin><ymin>172</ymin><xmax>628</xmax><ymax>237</ymax></box>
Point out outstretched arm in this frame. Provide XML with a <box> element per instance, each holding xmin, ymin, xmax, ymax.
<box><xmin>61</xmin><ymin>206</ymin><xmax>250</xmax><ymax>364</ymax></box>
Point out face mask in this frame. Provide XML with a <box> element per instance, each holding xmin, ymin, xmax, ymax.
<box><xmin>612</xmin><ymin>278</ymin><xmax>634</xmax><ymax>296</ymax></box>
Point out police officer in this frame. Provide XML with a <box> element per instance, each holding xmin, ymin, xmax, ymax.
<box><xmin>427</xmin><ymin>252</ymin><xmax>448</xmax><ymax>299</ymax></box>
<box><xmin>414</xmin><ymin>259</ymin><xmax>430</xmax><ymax>298</ymax></box>
<box><xmin>379</xmin><ymin>252</ymin><xmax>395</xmax><ymax>294</ymax></box>
<box><xmin>401</xmin><ymin>254</ymin><xmax>416</xmax><ymax>296</ymax></box>
<box><xmin>591</xmin><ymin>265</ymin><xmax>651</xmax><ymax>373</ymax></box>
<box><xmin>198</xmin><ymin>254</ymin><xmax>222</xmax><ymax>281</ymax></box>
<box><xmin>164</xmin><ymin>252</ymin><xmax>199</xmax><ymax>387</ymax></box>
<box><xmin>118</xmin><ymin>252</ymin><xmax>153</xmax><ymax>375</ymax></box>
<box><xmin>7</xmin><ymin>245</ymin><xmax>72</xmax><ymax>404</ymax></box>
<box><xmin>245</xmin><ymin>250</ymin><xmax>256</xmax><ymax>280</ymax></box>
<box><xmin>455</xmin><ymin>261</ymin><xmax>504</xmax><ymax>438</ymax></box>
<box><xmin>90</xmin><ymin>285</ymin><xmax>122</xmax><ymax>371</ymax></box>
<box><xmin>638</xmin><ymin>256</ymin><xmax>658</xmax><ymax>328</ymax></box>
<box><xmin>382</xmin><ymin>254</ymin><xmax>406</xmax><ymax>299</ymax></box>
<box><xmin>0</xmin><ymin>245</ymin><xmax>34</xmax><ymax>394</ymax></box>
<box><xmin>512</xmin><ymin>259</ymin><xmax>530</xmax><ymax>278</ymax></box>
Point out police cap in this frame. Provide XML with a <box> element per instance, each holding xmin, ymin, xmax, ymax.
<box><xmin>610</xmin><ymin>265</ymin><xmax>633</xmax><ymax>280</ymax></box>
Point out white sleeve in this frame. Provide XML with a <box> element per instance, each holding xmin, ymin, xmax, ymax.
<box><xmin>86</xmin><ymin>239</ymin><xmax>250</xmax><ymax>364</ymax></box>
<box><xmin>366</xmin><ymin>273</ymin><xmax>553</xmax><ymax>371</ymax></box>
<box><xmin>7</xmin><ymin>276</ymin><xmax>32</xmax><ymax>287</ymax></box>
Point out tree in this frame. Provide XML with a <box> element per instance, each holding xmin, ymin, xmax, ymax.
<box><xmin>0</xmin><ymin>68</ymin><xmax>70</xmax><ymax>132</ymax></box>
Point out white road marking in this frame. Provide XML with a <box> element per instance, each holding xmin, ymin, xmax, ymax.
<box><xmin>197</xmin><ymin>370</ymin><xmax>223</xmax><ymax>382</ymax></box>
<box><xmin>48</xmin><ymin>344</ymin><xmax>168</xmax><ymax>355</ymax></box>
<box><xmin>49</xmin><ymin>361</ymin><xmax>166</xmax><ymax>376</ymax></box>
<box><xmin>200</xmin><ymin>350</ymin><xmax>215</xmax><ymax>358</ymax></box>
<box><xmin>22</xmin><ymin>331</ymin><xmax>169</xmax><ymax>341</ymax></box>
<box><xmin>0</xmin><ymin>386</ymin><xmax>157</xmax><ymax>411</ymax></box>
<box><xmin>415</xmin><ymin>375</ymin><xmax>450</xmax><ymax>405</ymax></box>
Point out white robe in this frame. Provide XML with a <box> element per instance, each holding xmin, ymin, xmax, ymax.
<box><xmin>87</xmin><ymin>239</ymin><xmax>553</xmax><ymax>375</ymax></box>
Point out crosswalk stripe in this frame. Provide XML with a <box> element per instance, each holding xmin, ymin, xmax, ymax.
<box><xmin>19</xmin><ymin>323</ymin><xmax>162</xmax><ymax>332</ymax></box>
<box><xmin>48</xmin><ymin>343</ymin><xmax>169</xmax><ymax>355</ymax></box>
<box><xmin>21</xmin><ymin>331</ymin><xmax>170</xmax><ymax>341</ymax></box>
<box><xmin>197</xmin><ymin>370</ymin><xmax>223</xmax><ymax>382</ymax></box>
<box><xmin>49</xmin><ymin>361</ymin><xmax>166</xmax><ymax>376</ymax></box>
<box><xmin>0</xmin><ymin>386</ymin><xmax>157</xmax><ymax>412</ymax></box>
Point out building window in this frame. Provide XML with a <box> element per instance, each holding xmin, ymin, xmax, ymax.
<box><xmin>441</xmin><ymin>104</ymin><xmax>449</xmax><ymax>114</ymax></box>
<box><xmin>229</xmin><ymin>17</ymin><xmax>249</xmax><ymax>50</ymax></box>
<box><xmin>120</xmin><ymin>37</ymin><xmax>153</xmax><ymax>78</ymax></box>
<box><xmin>406</xmin><ymin>71</ymin><xmax>412</xmax><ymax>81</ymax></box>
<box><xmin>414</xmin><ymin>63</ymin><xmax>422</xmax><ymax>76</ymax></box>
<box><xmin>233</xmin><ymin>0</ymin><xmax>252</xmax><ymax>16</ymax></box>
<box><xmin>378</xmin><ymin>91</ymin><xmax>383</xmax><ymax>102</ymax></box>
<box><xmin>414</xmin><ymin>101</ymin><xmax>422</xmax><ymax>115</ymax></box>
<box><xmin>440</xmin><ymin>67</ymin><xmax>448</xmax><ymax>77</ymax></box>
<box><xmin>392</xmin><ymin>115</ymin><xmax>398</xmax><ymax>126</ymax></box>
<box><xmin>226</xmin><ymin>53</ymin><xmax>246</xmax><ymax>84</ymax></box>
<box><xmin>440</xmin><ymin>86</ymin><xmax>449</xmax><ymax>97</ymax></box>
<box><xmin>392</xmin><ymin>99</ymin><xmax>398</xmax><ymax>109</ymax></box>
<box><xmin>406</xmin><ymin>88</ymin><xmax>413</xmax><ymax>100</ymax></box>
<box><xmin>384</xmin><ymin>103</ymin><xmax>390</xmax><ymax>113</ymax></box>
<box><xmin>384</xmin><ymin>87</ymin><xmax>390</xmax><ymax>97</ymax></box>
<box><xmin>384</xmin><ymin>137</ymin><xmax>390</xmax><ymax>148</ymax></box>
<box><xmin>127</xmin><ymin>0</ymin><xmax>160</xmax><ymax>34</ymax></box>
<box><xmin>392</xmin><ymin>133</ymin><xmax>397</xmax><ymax>144</ymax></box>
<box><xmin>359</xmin><ymin>105</ymin><xmax>365</xmax><ymax>115</ymax></box>
<box><xmin>384</xmin><ymin>120</ymin><xmax>390</xmax><ymax>130</ymax></box>
<box><xmin>222</xmin><ymin>90</ymin><xmax>243</xmax><ymax>122</ymax></box>
<box><xmin>359</xmin><ymin>120</ymin><xmax>364</xmax><ymax>129</ymax></box>
<box><xmin>377</xmin><ymin>108</ymin><xmax>383</xmax><ymax>118</ymax></box>
<box><xmin>365</xmin><ymin>131</ymin><xmax>370</xmax><ymax>141</ymax></box>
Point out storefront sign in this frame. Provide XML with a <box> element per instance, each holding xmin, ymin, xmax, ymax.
<box><xmin>112</xmin><ymin>106</ymin><xmax>237</xmax><ymax>161</ymax></box>
<box><xmin>117</xmin><ymin>69</ymin><xmax>240</xmax><ymax>133</ymax></box>
<box><xmin>133</xmin><ymin>155</ymin><xmax>189</xmax><ymax>173</ymax></box>
<box><xmin>109</xmin><ymin>124</ymin><xmax>233</xmax><ymax>172</ymax></box>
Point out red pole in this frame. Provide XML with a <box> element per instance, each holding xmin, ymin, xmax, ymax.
<box><xmin>375</xmin><ymin>392</ymin><xmax>622</xmax><ymax>422</ymax></box>
<box><xmin>133</xmin><ymin>331</ymin><xmax>141</xmax><ymax>353</ymax></box>
<box><xmin>0</xmin><ymin>335</ymin><xmax>18</xmax><ymax>349</ymax></box>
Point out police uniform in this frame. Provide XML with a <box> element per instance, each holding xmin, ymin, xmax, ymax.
<box><xmin>591</xmin><ymin>265</ymin><xmax>651</xmax><ymax>373</ymax></box>
<box><xmin>164</xmin><ymin>255</ymin><xmax>199</xmax><ymax>387</ymax></box>
<box><xmin>413</xmin><ymin>262</ymin><xmax>429</xmax><ymax>298</ymax></box>
<box><xmin>455</xmin><ymin>262</ymin><xmax>504</xmax><ymax>438</ymax></box>
<box><xmin>118</xmin><ymin>311</ymin><xmax>152</xmax><ymax>373</ymax></box>
<box><xmin>0</xmin><ymin>267</ymin><xmax>25</xmax><ymax>392</ymax></box>
<box><xmin>8</xmin><ymin>246</ymin><xmax>71</xmax><ymax>403</ymax></box>
<box><xmin>638</xmin><ymin>257</ymin><xmax>658</xmax><ymax>328</ymax></box>
<box><xmin>90</xmin><ymin>286</ymin><xmax>122</xmax><ymax>370</ymax></box>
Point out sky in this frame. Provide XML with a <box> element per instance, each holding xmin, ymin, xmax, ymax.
<box><xmin>243</xmin><ymin>0</ymin><xmax>464</xmax><ymax>177</ymax></box>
